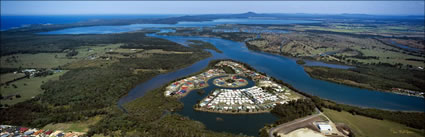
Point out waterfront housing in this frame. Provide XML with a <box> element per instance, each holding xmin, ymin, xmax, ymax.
<box><xmin>0</xmin><ymin>125</ymin><xmax>84</xmax><ymax>137</ymax></box>
<box><xmin>164</xmin><ymin>60</ymin><xmax>300</xmax><ymax>113</ymax></box>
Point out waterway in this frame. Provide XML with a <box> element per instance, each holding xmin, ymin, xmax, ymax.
<box><xmin>120</xmin><ymin>33</ymin><xmax>424</xmax><ymax>136</ymax></box>
<box><xmin>40</xmin><ymin>22</ymin><xmax>424</xmax><ymax>136</ymax></box>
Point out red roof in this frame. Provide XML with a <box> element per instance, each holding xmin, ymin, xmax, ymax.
<box><xmin>181</xmin><ymin>87</ymin><xmax>188</xmax><ymax>90</ymax></box>
<box><xmin>20</xmin><ymin>127</ymin><xmax>29</xmax><ymax>132</ymax></box>
<box><xmin>45</xmin><ymin>131</ymin><xmax>53</xmax><ymax>135</ymax></box>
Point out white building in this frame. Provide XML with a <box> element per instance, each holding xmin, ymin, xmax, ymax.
<box><xmin>318</xmin><ymin>124</ymin><xmax>332</xmax><ymax>131</ymax></box>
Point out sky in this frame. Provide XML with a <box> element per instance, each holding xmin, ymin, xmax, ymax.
<box><xmin>1</xmin><ymin>1</ymin><xmax>424</xmax><ymax>16</ymax></box>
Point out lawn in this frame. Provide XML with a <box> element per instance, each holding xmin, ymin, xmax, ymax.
<box><xmin>323</xmin><ymin>108</ymin><xmax>425</xmax><ymax>137</ymax></box>
<box><xmin>0</xmin><ymin>70</ymin><xmax>67</xmax><ymax>105</ymax></box>
<box><xmin>0</xmin><ymin>73</ymin><xmax>26</xmax><ymax>84</ymax></box>
<box><xmin>42</xmin><ymin>115</ymin><xmax>104</xmax><ymax>133</ymax></box>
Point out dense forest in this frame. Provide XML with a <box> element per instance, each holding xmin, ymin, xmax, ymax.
<box><xmin>0</xmin><ymin>31</ymin><xmax>196</xmax><ymax>56</ymax></box>
<box><xmin>187</xmin><ymin>40</ymin><xmax>223</xmax><ymax>53</ymax></box>
<box><xmin>304</xmin><ymin>66</ymin><xmax>425</xmax><ymax>93</ymax></box>
<box><xmin>0</xmin><ymin>33</ymin><xmax>244</xmax><ymax>136</ymax></box>
<box><xmin>270</xmin><ymin>99</ymin><xmax>316</xmax><ymax>124</ymax></box>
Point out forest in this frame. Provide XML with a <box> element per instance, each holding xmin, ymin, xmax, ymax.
<box><xmin>270</xmin><ymin>99</ymin><xmax>316</xmax><ymax>124</ymax></box>
<box><xmin>304</xmin><ymin>66</ymin><xmax>425</xmax><ymax>94</ymax></box>
<box><xmin>0</xmin><ymin>32</ymin><xmax>240</xmax><ymax>136</ymax></box>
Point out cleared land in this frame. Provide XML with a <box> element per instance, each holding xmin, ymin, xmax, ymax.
<box><xmin>0</xmin><ymin>70</ymin><xmax>67</xmax><ymax>105</ymax></box>
<box><xmin>323</xmin><ymin>108</ymin><xmax>425</xmax><ymax>137</ymax></box>
<box><xmin>278</xmin><ymin>128</ymin><xmax>325</xmax><ymax>137</ymax></box>
<box><xmin>0</xmin><ymin>73</ymin><xmax>26</xmax><ymax>84</ymax></box>
<box><xmin>42</xmin><ymin>115</ymin><xmax>103</xmax><ymax>133</ymax></box>
<box><xmin>247</xmin><ymin>32</ymin><xmax>424</xmax><ymax>68</ymax></box>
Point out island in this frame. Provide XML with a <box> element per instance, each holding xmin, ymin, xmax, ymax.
<box><xmin>165</xmin><ymin>60</ymin><xmax>301</xmax><ymax>113</ymax></box>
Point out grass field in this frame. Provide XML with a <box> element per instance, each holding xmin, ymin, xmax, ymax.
<box><xmin>0</xmin><ymin>70</ymin><xmax>67</xmax><ymax>105</ymax></box>
<box><xmin>323</xmin><ymin>108</ymin><xmax>425</xmax><ymax>137</ymax></box>
<box><xmin>0</xmin><ymin>73</ymin><xmax>26</xmax><ymax>84</ymax></box>
<box><xmin>0</xmin><ymin>44</ymin><xmax>122</xmax><ymax>69</ymax></box>
<box><xmin>42</xmin><ymin>115</ymin><xmax>104</xmax><ymax>133</ymax></box>
<box><xmin>0</xmin><ymin>53</ymin><xmax>77</xmax><ymax>69</ymax></box>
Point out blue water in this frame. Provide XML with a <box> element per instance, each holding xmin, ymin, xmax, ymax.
<box><xmin>39</xmin><ymin>19</ymin><xmax>319</xmax><ymax>34</ymax></box>
<box><xmin>1</xmin><ymin>15</ymin><xmax>181</xmax><ymax>30</ymax></box>
<box><xmin>116</xmin><ymin>33</ymin><xmax>424</xmax><ymax>136</ymax></box>
<box><xmin>150</xmin><ymin>34</ymin><xmax>425</xmax><ymax>112</ymax></box>
<box><xmin>390</xmin><ymin>40</ymin><xmax>422</xmax><ymax>52</ymax></box>
<box><xmin>303</xmin><ymin>60</ymin><xmax>354</xmax><ymax>69</ymax></box>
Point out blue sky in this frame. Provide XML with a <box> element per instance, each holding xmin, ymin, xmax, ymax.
<box><xmin>1</xmin><ymin>1</ymin><xmax>424</xmax><ymax>15</ymax></box>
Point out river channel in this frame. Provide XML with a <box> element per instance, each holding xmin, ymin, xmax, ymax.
<box><xmin>40</xmin><ymin>22</ymin><xmax>425</xmax><ymax>136</ymax></box>
<box><xmin>120</xmin><ymin>33</ymin><xmax>424</xmax><ymax>136</ymax></box>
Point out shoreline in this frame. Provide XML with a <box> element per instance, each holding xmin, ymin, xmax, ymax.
<box><xmin>193</xmin><ymin>107</ymin><xmax>271</xmax><ymax>114</ymax></box>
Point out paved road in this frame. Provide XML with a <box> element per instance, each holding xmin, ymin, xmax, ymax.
<box><xmin>268</xmin><ymin>110</ymin><xmax>322</xmax><ymax>137</ymax></box>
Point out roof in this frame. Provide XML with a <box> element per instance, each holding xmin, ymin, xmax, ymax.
<box><xmin>45</xmin><ymin>131</ymin><xmax>53</xmax><ymax>135</ymax></box>
<box><xmin>19</xmin><ymin>127</ymin><xmax>29</xmax><ymax>132</ymax></box>
<box><xmin>318</xmin><ymin>124</ymin><xmax>332</xmax><ymax>131</ymax></box>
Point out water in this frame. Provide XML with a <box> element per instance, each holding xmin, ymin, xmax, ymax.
<box><xmin>150</xmin><ymin>34</ymin><xmax>424</xmax><ymax>112</ymax></box>
<box><xmin>1</xmin><ymin>15</ymin><xmax>181</xmax><ymax>30</ymax></box>
<box><xmin>39</xmin><ymin>19</ymin><xmax>319</xmax><ymax>34</ymax></box>
<box><xmin>303</xmin><ymin>60</ymin><xmax>354</xmax><ymax>69</ymax></box>
<box><xmin>34</xmin><ymin>22</ymin><xmax>424</xmax><ymax>136</ymax></box>
<box><xmin>390</xmin><ymin>40</ymin><xmax>422</xmax><ymax>52</ymax></box>
<box><xmin>177</xmin><ymin>75</ymin><xmax>278</xmax><ymax>136</ymax></box>
<box><xmin>212</xmin><ymin>28</ymin><xmax>290</xmax><ymax>34</ymax></box>
<box><xmin>118</xmin><ymin>34</ymin><xmax>424</xmax><ymax>136</ymax></box>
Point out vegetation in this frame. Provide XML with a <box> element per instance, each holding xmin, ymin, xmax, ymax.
<box><xmin>187</xmin><ymin>40</ymin><xmax>223</xmax><ymax>53</ymax></box>
<box><xmin>270</xmin><ymin>99</ymin><xmax>316</xmax><ymax>124</ymax></box>
<box><xmin>107</xmin><ymin>85</ymin><xmax>247</xmax><ymax>137</ymax></box>
<box><xmin>0</xmin><ymin>71</ymin><xmax>67</xmax><ymax>105</ymax></box>
<box><xmin>218</xmin><ymin>65</ymin><xmax>236</xmax><ymax>74</ymax></box>
<box><xmin>296</xmin><ymin>60</ymin><xmax>306</xmax><ymax>65</ymax></box>
<box><xmin>311</xmin><ymin>96</ymin><xmax>425</xmax><ymax>130</ymax></box>
<box><xmin>304</xmin><ymin>66</ymin><xmax>425</xmax><ymax>93</ymax></box>
<box><xmin>323</xmin><ymin>108</ymin><xmax>425</xmax><ymax>137</ymax></box>
<box><xmin>42</xmin><ymin>115</ymin><xmax>104</xmax><ymax>133</ymax></box>
<box><xmin>0</xmin><ymin>33</ymin><xmax>242</xmax><ymax>136</ymax></box>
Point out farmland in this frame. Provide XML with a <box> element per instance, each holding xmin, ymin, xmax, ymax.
<box><xmin>0</xmin><ymin>70</ymin><xmax>67</xmax><ymax>105</ymax></box>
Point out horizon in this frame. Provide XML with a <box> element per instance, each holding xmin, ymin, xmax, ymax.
<box><xmin>1</xmin><ymin>1</ymin><xmax>424</xmax><ymax>16</ymax></box>
<box><xmin>1</xmin><ymin>12</ymin><xmax>425</xmax><ymax>17</ymax></box>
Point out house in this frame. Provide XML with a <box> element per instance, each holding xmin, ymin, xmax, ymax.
<box><xmin>19</xmin><ymin>127</ymin><xmax>28</xmax><ymax>133</ymax></box>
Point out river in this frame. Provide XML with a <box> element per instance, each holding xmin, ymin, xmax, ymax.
<box><xmin>120</xmin><ymin>33</ymin><xmax>424</xmax><ymax>136</ymax></box>
<box><xmin>39</xmin><ymin>22</ymin><xmax>424</xmax><ymax>136</ymax></box>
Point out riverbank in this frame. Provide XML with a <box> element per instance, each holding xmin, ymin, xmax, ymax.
<box><xmin>194</xmin><ymin>107</ymin><xmax>270</xmax><ymax>114</ymax></box>
<box><xmin>303</xmin><ymin>66</ymin><xmax>424</xmax><ymax>98</ymax></box>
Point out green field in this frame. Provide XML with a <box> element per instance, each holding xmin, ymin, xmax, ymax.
<box><xmin>323</xmin><ymin>108</ymin><xmax>425</xmax><ymax>137</ymax></box>
<box><xmin>0</xmin><ymin>44</ymin><xmax>122</xmax><ymax>69</ymax></box>
<box><xmin>0</xmin><ymin>70</ymin><xmax>67</xmax><ymax>105</ymax></box>
<box><xmin>42</xmin><ymin>115</ymin><xmax>103</xmax><ymax>133</ymax></box>
<box><xmin>0</xmin><ymin>73</ymin><xmax>26</xmax><ymax>84</ymax></box>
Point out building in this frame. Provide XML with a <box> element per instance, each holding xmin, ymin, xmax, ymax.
<box><xmin>318</xmin><ymin>124</ymin><xmax>332</xmax><ymax>131</ymax></box>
